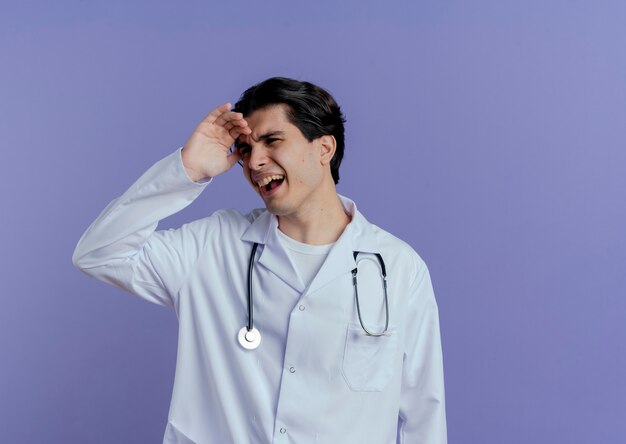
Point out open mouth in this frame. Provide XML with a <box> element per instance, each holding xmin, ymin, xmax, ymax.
<box><xmin>256</xmin><ymin>175</ymin><xmax>285</xmax><ymax>196</ymax></box>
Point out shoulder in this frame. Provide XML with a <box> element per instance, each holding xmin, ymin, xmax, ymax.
<box><xmin>178</xmin><ymin>207</ymin><xmax>262</xmax><ymax>235</ymax></box>
<box><xmin>357</xmin><ymin>217</ymin><xmax>428</xmax><ymax>288</ymax></box>
<box><xmin>343</xmin><ymin>195</ymin><xmax>426</xmax><ymax>276</ymax></box>
<box><xmin>366</xmin><ymin>224</ymin><xmax>437</xmax><ymax>315</ymax></box>
<box><xmin>373</xmin><ymin>223</ymin><xmax>425</xmax><ymax>263</ymax></box>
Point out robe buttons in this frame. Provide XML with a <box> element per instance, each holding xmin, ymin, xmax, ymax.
<box><xmin>298</xmin><ymin>305</ymin><xmax>305</xmax><ymax>311</ymax></box>
<box><xmin>280</xmin><ymin>428</ymin><xmax>287</xmax><ymax>434</ymax></box>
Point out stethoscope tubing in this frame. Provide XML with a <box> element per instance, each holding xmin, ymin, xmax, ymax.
<box><xmin>352</xmin><ymin>252</ymin><xmax>389</xmax><ymax>336</ymax></box>
<box><xmin>241</xmin><ymin>243</ymin><xmax>390</xmax><ymax>350</ymax></box>
<box><xmin>246</xmin><ymin>242</ymin><xmax>259</xmax><ymax>332</ymax></box>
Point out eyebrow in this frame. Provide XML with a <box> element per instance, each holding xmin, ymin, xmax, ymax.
<box><xmin>237</xmin><ymin>131</ymin><xmax>285</xmax><ymax>148</ymax></box>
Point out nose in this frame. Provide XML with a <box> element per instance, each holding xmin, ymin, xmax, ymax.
<box><xmin>247</xmin><ymin>145</ymin><xmax>269</xmax><ymax>171</ymax></box>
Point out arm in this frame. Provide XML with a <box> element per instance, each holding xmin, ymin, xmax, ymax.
<box><xmin>72</xmin><ymin>103</ymin><xmax>251</xmax><ymax>307</ymax></box>
<box><xmin>72</xmin><ymin>148</ymin><xmax>211</xmax><ymax>307</ymax></box>
<box><xmin>397</xmin><ymin>262</ymin><xmax>448</xmax><ymax>443</ymax></box>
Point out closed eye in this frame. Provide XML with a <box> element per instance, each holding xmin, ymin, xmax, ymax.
<box><xmin>236</xmin><ymin>136</ymin><xmax>281</xmax><ymax>157</ymax></box>
<box><xmin>237</xmin><ymin>143</ymin><xmax>251</xmax><ymax>156</ymax></box>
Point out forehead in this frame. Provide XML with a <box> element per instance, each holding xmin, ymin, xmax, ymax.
<box><xmin>239</xmin><ymin>105</ymin><xmax>295</xmax><ymax>141</ymax></box>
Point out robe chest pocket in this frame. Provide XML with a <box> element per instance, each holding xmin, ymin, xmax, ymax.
<box><xmin>342</xmin><ymin>323</ymin><xmax>398</xmax><ymax>392</ymax></box>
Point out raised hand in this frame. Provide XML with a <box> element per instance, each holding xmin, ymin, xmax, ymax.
<box><xmin>181</xmin><ymin>103</ymin><xmax>252</xmax><ymax>182</ymax></box>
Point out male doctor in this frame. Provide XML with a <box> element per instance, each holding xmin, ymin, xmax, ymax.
<box><xmin>73</xmin><ymin>77</ymin><xmax>447</xmax><ymax>443</ymax></box>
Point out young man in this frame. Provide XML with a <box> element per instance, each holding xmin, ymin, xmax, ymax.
<box><xmin>73</xmin><ymin>77</ymin><xmax>447</xmax><ymax>443</ymax></box>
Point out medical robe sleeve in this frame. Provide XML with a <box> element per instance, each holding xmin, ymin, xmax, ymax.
<box><xmin>72</xmin><ymin>148</ymin><xmax>211</xmax><ymax>308</ymax></box>
<box><xmin>397</xmin><ymin>261</ymin><xmax>448</xmax><ymax>443</ymax></box>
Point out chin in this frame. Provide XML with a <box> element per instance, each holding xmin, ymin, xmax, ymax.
<box><xmin>262</xmin><ymin>198</ymin><xmax>294</xmax><ymax>217</ymax></box>
<box><xmin>264</xmin><ymin>202</ymin><xmax>288</xmax><ymax>216</ymax></box>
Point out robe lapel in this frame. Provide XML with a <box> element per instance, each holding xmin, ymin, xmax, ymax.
<box><xmin>305</xmin><ymin>197</ymin><xmax>380</xmax><ymax>296</ymax></box>
<box><xmin>240</xmin><ymin>210</ymin><xmax>304</xmax><ymax>292</ymax></box>
<box><xmin>240</xmin><ymin>196</ymin><xmax>380</xmax><ymax>298</ymax></box>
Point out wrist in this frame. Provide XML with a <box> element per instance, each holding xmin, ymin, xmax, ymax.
<box><xmin>181</xmin><ymin>147</ymin><xmax>208</xmax><ymax>182</ymax></box>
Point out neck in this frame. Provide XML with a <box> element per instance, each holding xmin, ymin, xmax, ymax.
<box><xmin>278</xmin><ymin>194</ymin><xmax>351</xmax><ymax>245</ymax></box>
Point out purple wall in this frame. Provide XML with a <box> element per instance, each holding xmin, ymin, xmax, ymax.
<box><xmin>2</xmin><ymin>1</ymin><xmax>625</xmax><ymax>442</ymax></box>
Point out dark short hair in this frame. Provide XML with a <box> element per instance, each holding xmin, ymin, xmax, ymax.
<box><xmin>233</xmin><ymin>77</ymin><xmax>346</xmax><ymax>184</ymax></box>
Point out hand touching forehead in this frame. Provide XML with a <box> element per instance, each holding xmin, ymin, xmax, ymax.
<box><xmin>236</xmin><ymin>105</ymin><xmax>300</xmax><ymax>146</ymax></box>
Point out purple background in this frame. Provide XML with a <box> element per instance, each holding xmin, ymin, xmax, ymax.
<box><xmin>2</xmin><ymin>1</ymin><xmax>625</xmax><ymax>442</ymax></box>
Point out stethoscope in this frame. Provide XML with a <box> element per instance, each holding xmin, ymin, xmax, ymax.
<box><xmin>237</xmin><ymin>243</ymin><xmax>390</xmax><ymax>350</ymax></box>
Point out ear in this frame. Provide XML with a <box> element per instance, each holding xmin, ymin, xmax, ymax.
<box><xmin>318</xmin><ymin>135</ymin><xmax>337</xmax><ymax>166</ymax></box>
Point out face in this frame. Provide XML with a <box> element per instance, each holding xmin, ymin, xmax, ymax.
<box><xmin>236</xmin><ymin>105</ymin><xmax>331</xmax><ymax>217</ymax></box>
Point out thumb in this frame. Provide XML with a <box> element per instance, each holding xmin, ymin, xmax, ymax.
<box><xmin>227</xmin><ymin>149</ymin><xmax>242</xmax><ymax>169</ymax></box>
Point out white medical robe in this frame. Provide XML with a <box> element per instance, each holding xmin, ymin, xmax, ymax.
<box><xmin>72</xmin><ymin>148</ymin><xmax>447</xmax><ymax>444</ymax></box>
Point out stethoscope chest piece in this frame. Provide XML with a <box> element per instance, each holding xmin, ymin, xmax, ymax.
<box><xmin>238</xmin><ymin>326</ymin><xmax>261</xmax><ymax>350</ymax></box>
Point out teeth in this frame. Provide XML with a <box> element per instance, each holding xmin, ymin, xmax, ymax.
<box><xmin>256</xmin><ymin>175</ymin><xmax>284</xmax><ymax>187</ymax></box>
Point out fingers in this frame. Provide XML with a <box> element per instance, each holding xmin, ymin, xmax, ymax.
<box><xmin>223</xmin><ymin>117</ymin><xmax>249</xmax><ymax>132</ymax></box>
<box><xmin>223</xmin><ymin>114</ymin><xmax>251</xmax><ymax>139</ymax></box>
<box><xmin>202</xmin><ymin>102</ymin><xmax>232</xmax><ymax>124</ymax></box>
<box><xmin>197</xmin><ymin>103</ymin><xmax>251</xmax><ymax>152</ymax></box>
<box><xmin>202</xmin><ymin>102</ymin><xmax>247</xmax><ymax>130</ymax></box>
<box><xmin>229</xmin><ymin>124</ymin><xmax>251</xmax><ymax>140</ymax></box>
<box><xmin>210</xmin><ymin>107</ymin><xmax>251</xmax><ymax>144</ymax></box>
<box><xmin>214</xmin><ymin>111</ymin><xmax>248</xmax><ymax>130</ymax></box>
<box><xmin>224</xmin><ymin>121</ymin><xmax>252</xmax><ymax>134</ymax></box>
<box><xmin>200</xmin><ymin>102</ymin><xmax>251</xmax><ymax>136</ymax></box>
